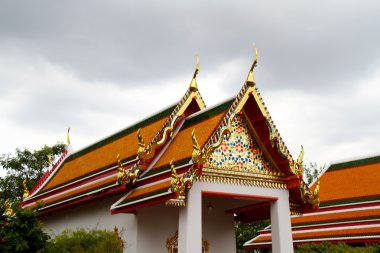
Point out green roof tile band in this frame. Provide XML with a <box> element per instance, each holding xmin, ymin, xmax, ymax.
<box><xmin>328</xmin><ymin>155</ymin><xmax>380</xmax><ymax>171</ymax></box>
<box><xmin>117</xmin><ymin>188</ymin><xmax>169</xmax><ymax>207</ymax></box>
<box><xmin>320</xmin><ymin>195</ymin><xmax>380</xmax><ymax>207</ymax></box>
<box><xmin>293</xmin><ymin>215</ymin><xmax>380</xmax><ymax>227</ymax></box>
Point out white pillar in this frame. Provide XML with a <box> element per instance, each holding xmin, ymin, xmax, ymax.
<box><xmin>270</xmin><ymin>196</ymin><xmax>294</xmax><ymax>253</ymax></box>
<box><xmin>178</xmin><ymin>188</ymin><xmax>202</xmax><ymax>253</ymax></box>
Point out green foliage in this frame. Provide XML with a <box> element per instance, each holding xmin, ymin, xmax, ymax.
<box><xmin>235</xmin><ymin>220</ymin><xmax>270</xmax><ymax>252</ymax></box>
<box><xmin>0</xmin><ymin>143</ymin><xmax>65</xmax><ymax>252</ymax></box>
<box><xmin>0</xmin><ymin>143</ymin><xmax>65</xmax><ymax>209</ymax></box>
<box><xmin>0</xmin><ymin>203</ymin><xmax>50</xmax><ymax>253</ymax></box>
<box><xmin>304</xmin><ymin>162</ymin><xmax>324</xmax><ymax>185</ymax></box>
<box><xmin>295</xmin><ymin>242</ymin><xmax>380</xmax><ymax>253</ymax></box>
<box><xmin>38</xmin><ymin>228</ymin><xmax>124</xmax><ymax>253</ymax></box>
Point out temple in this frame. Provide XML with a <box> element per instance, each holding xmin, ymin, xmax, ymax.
<box><xmin>21</xmin><ymin>49</ymin><xmax>319</xmax><ymax>253</ymax></box>
<box><xmin>245</xmin><ymin>154</ymin><xmax>380</xmax><ymax>251</ymax></box>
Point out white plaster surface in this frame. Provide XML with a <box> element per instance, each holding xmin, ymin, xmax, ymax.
<box><xmin>41</xmin><ymin>196</ymin><xmax>137</xmax><ymax>253</ymax></box>
<box><xmin>41</xmin><ymin>181</ymin><xmax>294</xmax><ymax>253</ymax></box>
<box><xmin>270</xmin><ymin>197</ymin><xmax>294</xmax><ymax>253</ymax></box>
<box><xmin>202</xmin><ymin>196</ymin><xmax>236</xmax><ymax>253</ymax></box>
<box><xmin>178</xmin><ymin>188</ymin><xmax>202</xmax><ymax>253</ymax></box>
<box><xmin>136</xmin><ymin>203</ymin><xmax>179</xmax><ymax>253</ymax></box>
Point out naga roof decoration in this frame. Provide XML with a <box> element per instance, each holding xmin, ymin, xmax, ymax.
<box><xmin>163</xmin><ymin>45</ymin><xmax>319</xmax><ymax>211</ymax></box>
<box><xmin>22</xmin><ymin>47</ymin><xmax>318</xmax><ymax>216</ymax></box>
<box><xmin>22</xmin><ymin>55</ymin><xmax>205</xmax><ymax>213</ymax></box>
<box><xmin>112</xmin><ymin>45</ymin><xmax>319</xmax><ymax>213</ymax></box>
<box><xmin>116</xmin><ymin>56</ymin><xmax>205</xmax><ymax>187</ymax></box>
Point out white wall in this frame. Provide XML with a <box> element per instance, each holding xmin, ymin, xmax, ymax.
<box><xmin>136</xmin><ymin>203</ymin><xmax>179</xmax><ymax>253</ymax></box>
<box><xmin>202</xmin><ymin>197</ymin><xmax>236</xmax><ymax>253</ymax></box>
<box><xmin>41</xmin><ymin>196</ymin><xmax>138</xmax><ymax>253</ymax></box>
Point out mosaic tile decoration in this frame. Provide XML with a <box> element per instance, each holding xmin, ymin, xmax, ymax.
<box><xmin>206</xmin><ymin>114</ymin><xmax>272</xmax><ymax>172</ymax></box>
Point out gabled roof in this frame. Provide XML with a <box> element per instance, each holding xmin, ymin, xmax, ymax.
<box><xmin>112</xmin><ymin>48</ymin><xmax>318</xmax><ymax>214</ymax></box>
<box><xmin>244</xmin><ymin>154</ymin><xmax>380</xmax><ymax>249</ymax></box>
<box><xmin>23</xmin><ymin>49</ymin><xmax>317</xmax><ymax>216</ymax></box>
<box><xmin>111</xmin><ymin>99</ymin><xmax>232</xmax><ymax>213</ymax></box>
<box><xmin>22</xmin><ymin>57</ymin><xmax>206</xmax><ymax>213</ymax></box>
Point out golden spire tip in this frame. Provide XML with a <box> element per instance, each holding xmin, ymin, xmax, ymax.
<box><xmin>67</xmin><ymin>127</ymin><xmax>71</xmax><ymax>145</ymax></box>
<box><xmin>246</xmin><ymin>43</ymin><xmax>258</xmax><ymax>86</ymax></box>
<box><xmin>190</xmin><ymin>55</ymin><xmax>200</xmax><ymax>91</ymax></box>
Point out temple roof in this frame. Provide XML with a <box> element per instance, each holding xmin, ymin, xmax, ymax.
<box><xmin>111</xmin><ymin>100</ymin><xmax>232</xmax><ymax>213</ymax></box>
<box><xmin>317</xmin><ymin>155</ymin><xmax>380</xmax><ymax>206</ymax></box>
<box><xmin>22</xmin><ymin>58</ymin><xmax>206</xmax><ymax>212</ymax></box>
<box><xmin>22</xmin><ymin>50</ymin><xmax>317</xmax><ymax>217</ymax></box>
<box><xmin>245</xmin><ymin>154</ymin><xmax>380</xmax><ymax>249</ymax></box>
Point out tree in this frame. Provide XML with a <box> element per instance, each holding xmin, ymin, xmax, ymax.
<box><xmin>0</xmin><ymin>143</ymin><xmax>65</xmax><ymax>253</ymax></box>
<box><xmin>304</xmin><ymin>162</ymin><xmax>324</xmax><ymax>185</ymax></box>
<box><xmin>0</xmin><ymin>143</ymin><xmax>66</xmax><ymax>205</ymax></box>
<box><xmin>235</xmin><ymin>220</ymin><xmax>270</xmax><ymax>252</ymax></box>
<box><xmin>0</xmin><ymin>202</ymin><xmax>50</xmax><ymax>253</ymax></box>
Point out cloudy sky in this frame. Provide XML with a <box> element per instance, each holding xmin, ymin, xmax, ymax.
<box><xmin>0</xmin><ymin>0</ymin><xmax>379</xmax><ymax>176</ymax></box>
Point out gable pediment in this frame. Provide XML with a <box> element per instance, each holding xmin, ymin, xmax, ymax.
<box><xmin>206</xmin><ymin>113</ymin><xmax>275</xmax><ymax>173</ymax></box>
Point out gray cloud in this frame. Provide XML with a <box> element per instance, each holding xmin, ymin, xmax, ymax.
<box><xmin>1</xmin><ymin>1</ymin><xmax>379</xmax><ymax>91</ymax></box>
<box><xmin>0</xmin><ymin>0</ymin><xmax>380</xmax><ymax>168</ymax></box>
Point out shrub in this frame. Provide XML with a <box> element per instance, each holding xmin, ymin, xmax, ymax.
<box><xmin>0</xmin><ymin>203</ymin><xmax>49</xmax><ymax>253</ymax></box>
<box><xmin>38</xmin><ymin>228</ymin><xmax>124</xmax><ymax>253</ymax></box>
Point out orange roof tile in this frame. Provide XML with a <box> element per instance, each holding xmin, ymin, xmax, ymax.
<box><xmin>152</xmin><ymin>111</ymin><xmax>226</xmax><ymax>170</ymax></box>
<box><xmin>248</xmin><ymin>226</ymin><xmax>380</xmax><ymax>245</ymax></box>
<box><xmin>292</xmin><ymin>208</ymin><xmax>380</xmax><ymax>225</ymax></box>
<box><xmin>126</xmin><ymin>180</ymin><xmax>171</xmax><ymax>200</ymax></box>
<box><xmin>318</xmin><ymin>162</ymin><xmax>380</xmax><ymax>203</ymax></box>
<box><xmin>42</xmin><ymin>116</ymin><xmax>169</xmax><ymax>192</ymax></box>
<box><xmin>293</xmin><ymin>226</ymin><xmax>380</xmax><ymax>240</ymax></box>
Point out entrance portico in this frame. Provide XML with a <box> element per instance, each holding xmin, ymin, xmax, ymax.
<box><xmin>178</xmin><ymin>182</ymin><xmax>294</xmax><ymax>253</ymax></box>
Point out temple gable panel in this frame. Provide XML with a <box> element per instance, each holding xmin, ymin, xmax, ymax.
<box><xmin>205</xmin><ymin>113</ymin><xmax>275</xmax><ymax>173</ymax></box>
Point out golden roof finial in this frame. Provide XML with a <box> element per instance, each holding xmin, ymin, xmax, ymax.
<box><xmin>246</xmin><ymin>43</ymin><xmax>258</xmax><ymax>86</ymax></box>
<box><xmin>67</xmin><ymin>127</ymin><xmax>71</xmax><ymax>145</ymax></box>
<box><xmin>47</xmin><ymin>153</ymin><xmax>52</xmax><ymax>166</ymax></box>
<box><xmin>23</xmin><ymin>179</ymin><xmax>29</xmax><ymax>199</ymax></box>
<box><xmin>137</xmin><ymin>128</ymin><xmax>146</xmax><ymax>159</ymax></box>
<box><xmin>191</xmin><ymin>129</ymin><xmax>201</xmax><ymax>163</ymax></box>
<box><xmin>4</xmin><ymin>199</ymin><xmax>14</xmax><ymax>217</ymax></box>
<box><xmin>189</xmin><ymin>55</ymin><xmax>200</xmax><ymax>92</ymax></box>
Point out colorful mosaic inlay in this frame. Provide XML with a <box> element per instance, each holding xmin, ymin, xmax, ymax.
<box><xmin>206</xmin><ymin>114</ymin><xmax>272</xmax><ymax>172</ymax></box>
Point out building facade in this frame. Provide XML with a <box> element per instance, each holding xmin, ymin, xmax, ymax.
<box><xmin>22</xmin><ymin>52</ymin><xmax>318</xmax><ymax>253</ymax></box>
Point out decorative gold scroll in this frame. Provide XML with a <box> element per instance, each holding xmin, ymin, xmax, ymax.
<box><xmin>23</xmin><ymin>179</ymin><xmax>29</xmax><ymax>199</ymax></box>
<box><xmin>4</xmin><ymin>199</ymin><xmax>14</xmax><ymax>217</ymax></box>
<box><xmin>288</xmin><ymin>146</ymin><xmax>304</xmax><ymax>176</ymax></box>
<box><xmin>117</xmin><ymin>56</ymin><xmax>206</xmax><ymax>187</ymax></box>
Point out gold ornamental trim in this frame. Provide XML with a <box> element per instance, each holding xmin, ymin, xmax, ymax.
<box><xmin>198</xmin><ymin>173</ymin><xmax>287</xmax><ymax>190</ymax></box>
